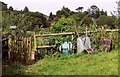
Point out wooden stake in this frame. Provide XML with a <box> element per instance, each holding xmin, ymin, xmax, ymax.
<box><xmin>8</xmin><ymin>35</ymin><xmax>11</xmax><ymax>60</ymax></box>
<box><xmin>33</xmin><ymin>32</ymin><xmax>37</xmax><ymax>51</ymax></box>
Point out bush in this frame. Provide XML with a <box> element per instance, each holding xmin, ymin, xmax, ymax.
<box><xmin>50</xmin><ymin>16</ymin><xmax>75</xmax><ymax>33</ymax></box>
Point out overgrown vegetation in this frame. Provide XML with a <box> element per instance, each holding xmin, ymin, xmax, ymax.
<box><xmin>2</xmin><ymin>1</ymin><xmax>119</xmax><ymax>76</ymax></box>
<box><xmin>2</xmin><ymin>10</ymin><xmax>49</xmax><ymax>33</ymax></box>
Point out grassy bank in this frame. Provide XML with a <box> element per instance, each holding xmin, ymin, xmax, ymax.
<box><xmin>2</xmin><ymin>50</ymin><xmax>118</xmax><ymax>75</ymax></box>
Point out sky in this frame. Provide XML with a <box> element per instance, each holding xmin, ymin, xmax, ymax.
<box><xmin>1</xmin><ymin>0</ymin><xmax>118</xmax><ymax>16</ymax></box>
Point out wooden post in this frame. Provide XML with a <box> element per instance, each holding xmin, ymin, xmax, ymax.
<box><xmin>86</xmin><ymin>26</ymin><xmax>87</xmax><ymax>36</ymax></box>
<box><xmin>101</xmin><ymin>26</ymin><xmax>104</xmax><ymax>38</ymax></box>
<box><xmin>22</xmin><ymin>36</ymin><xmax>24</xmax><ymax>62</ymax></box>
<box><xmin>26</xmin><ymin>37</ymin><xmax>29</xmax><ymax>61</ymax></box>
<box><xmin>20</xmin><ymin>36</ymin><xmax>22</xmax><ymax>62</ymax></box>
<box><xmin>31</xmin><ymin>51</ymin><xmax>35</xmax><ymax>61</ymax></box>
<box><xmin>72</xmin><ymin>35</ymin><xmax>74</xmax><ymax>41</ymax></box>
<box><xmin>109</xmin><ymin>32</ymin><xmax>112</xmax><ymax>41</ymax></box>
<box><xmin>33</xmin><ymin>32</ymin><xmax>37</xmax><ymax>51</ymax></box>
<box><xmin>101</xmin><ymin>26</ymin><xmax>104</xmax><ymax>51</ymax></box>
<box><xmin>27</xmin><ymin>37</ymin><xmax>31</xmax><ymax>61</ymax></box>
<box><xmin>29</xmin><ymin>37</ymin><xmax>32</xmax><ymax>60</ymax></box>
<box><xmin>8</xmin><ymin>35</ymin><xmax>11</xmax><ymax>61</ymax></box>
<box><xmin>23</xmin><ymin>37</ymin><xmax>27</xmax><ymax>63</ymax></box>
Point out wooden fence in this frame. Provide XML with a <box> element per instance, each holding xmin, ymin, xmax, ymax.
<box><xmin>2</xmin><ymin>33</ymin><xmax>35</xmax><ymax>64</ymax></box>
<box><xmin>2</xmin><ymin>28</ymin><xmax>119</xmax><ymax>63</ymax></box>
<box><xmin>2</xmin><ymin>33</ymin><xmax>9</xmax><ymax>61</ymax></box>
<box><xmin>34</xmin><ymin>29</ymin><xmax>119</xmax><ymax>50</ymax></box>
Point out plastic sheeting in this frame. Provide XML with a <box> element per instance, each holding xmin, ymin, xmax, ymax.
<box><xmin>77</xmin><ymin>37</ymin><xmax>84</xmax><ymax>53</ymax></box>
<box><xmin>82</xmin><ymin>37</ymin><xmax>91</xmax><ymax>49</ymax></box>
<box><xmin>67</xmin><ymin>41</ymin><xmax>72</xmax><ymax>53</ymax></box>
<box><xmin>61</xmin><ymin>41</ymin><xmax>69</xmax><ymax>56</ymax></box>
<box><xmin>77</xmin><ymin>37</ymin><xmax>92</xmax><ymax>53</ymax></box>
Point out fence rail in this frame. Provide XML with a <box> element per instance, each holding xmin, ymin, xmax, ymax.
<box><xmin>35</xmin><ymin>29</ymin><xmax>119</xmax><ymax>37</ymax></box>
<box><xmin>37</xmin><ymin>45</ymin><xmax>56</xmax><ymax>49</ymax></box>
<box><xmin>34</xmin><ymin>29</ymin><xmax>119</xmax><ymax>49</ymax></box>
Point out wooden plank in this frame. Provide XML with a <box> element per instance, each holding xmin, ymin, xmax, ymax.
<box><xmin>37</xmin><ymin>45</ymin><xmax>56</xmax><ymax>49</ymax></box>
<box><xmin>35</xmin><ymin>29</ymin><xmax>119</xmax><ymax>37</ymax></box>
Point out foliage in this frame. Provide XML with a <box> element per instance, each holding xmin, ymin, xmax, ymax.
<box><xmin>23</xmin><ymin>6</ymin><xmax>29</xmax><ymax>12</ymax></box>
<box><xmin>76</xmin><ymin>7</ymin><xmax>84</xmax><ymax>12</ymax></box>
<box><xmin>97</xmin><ymin>15</ymin><xmax>115</xmax><ymax>28</ymax></box>
<box><xmin>100</xmin><ymin>9</ymin><xmax>107</xmax><ymax>16</ymax></box>
<box><xmin>48</xmin><ymin>12</ymin><xmax>55</xmax><ymax>22</ymax></box>
<box><xmin>8</xmin><ymin>6</ymin><xmax>13</xmax><ymax>11</ymax></box>
<box><xmin>2</xmin><ymin>62</ymin><xmax>27</xmax><ymax>75</ymax></box>
<box><xmin>2</xmin><ymin>10</ymin><xmax>48</xmax><ymax>33</ymax></box>
<box><xmin>71</xmin><ymin>12</ymin><xmax>85</xmax><ymax>24</ymax></box>
<box><xmin>2</xmin><ymin>2</ymin><xmax>119</xmax><ymax>76</ymax></box>
<box><xmin>49</xmin><ymin>14</ymin><xmax>118</xmax><ymax>53</ymax></box>
<box><xmin>50</xmin><ymin>16</ymin><xmax>75</xmax><ymax>33</ymax></box>
<box><xmin>116</xmin><ymin>17</ymin><xmax>120</xmax><ymax>28</ymax></box>
<box><xmin>56</xmin><ymin>6</ymin><xmax>71</xmax><ymax>18</ymax></box>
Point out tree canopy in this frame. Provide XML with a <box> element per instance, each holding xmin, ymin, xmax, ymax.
<box><xmin>23</xmin><ymin>6</ymin><xmax>29</xmax><ymax>12</ymax></box>
<box><xmin>8</xmin><ymin>6</ymin><xmax>13</xmax><ymax>11</ymax></box>
<box><xmin>2</xmin><ymin>2</ymin><xmax>118</xmax><ymax>34</ymax></box>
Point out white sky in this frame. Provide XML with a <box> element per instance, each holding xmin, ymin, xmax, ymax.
<box><xmin>1</xmin><ymin>0</ymin><xmax>118</xmax><ymax>16</ymax></box>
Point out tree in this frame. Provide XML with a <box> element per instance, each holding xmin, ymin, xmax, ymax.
<box><xmin>9</xmin><ymin>6</ymin><xmax>13</xmax><ymax>11</ymax></box>
<box><xmin>97</xmin><ymin>15</ymin><xmax>115</xmax><ymax>28</ymax></box>
<box><xmin>83</xmin><ymin>11</ymin><xmax>89</xmax><ymax>15</ymax></box>
<box><xmin>83</xmin><ymin>16</ymin><xmax>92</xmax><ymax>26</ymax></box>
<box><xmin>71</xmin><ymin>12</ymin><xmax>86</xmax><ymax>25</ymax></box>
<box><xmin>90</xmin><ymin>5</ymin><xmax>100</xmax><ymax>19</ymax></box>
<box><xmin>49</xmin><ymin>12</ymin><xmax>52</xmax><ymax>18</ymax></box>
<box><xmin>100</xmin><ymin>9</ymin><xmax>107</xmax><ymax>16</ymax></box>
<box><xmin>2</xmin><ymin>10</ymin><xmax>50</xmax><ymax>32</ymax></box>
<box><xmin>50</xmin><ymin>16</ymin><xmax>75</xmax><ymax>33</ymax></box>
<box><xmin>56</xmin><ymin>10</ymin><xmax>62</xmax><ymax>18</ymax></box>
<box><xmin>49</xmin><ymin>12</ymin><xmax>53</xmax><ymax>22</ymax></box>
<box><xmin>56</xmin><ymin>6</ymin><xmax>71</xmax><ymax>18</ymax></box>
<box><xmin>70</xmin><ymin>11</ymin><xmax>76</xmax><ymax>15</ymax></box>
<box><xmin>76</xmin><ymin>7</ymin><xmax>84</xmax><ymax>12</ymax></box>
<box><xmin>23</xmin><ymin>6</ymin><xmax>29</xmax><ymax>12</ymax></box>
